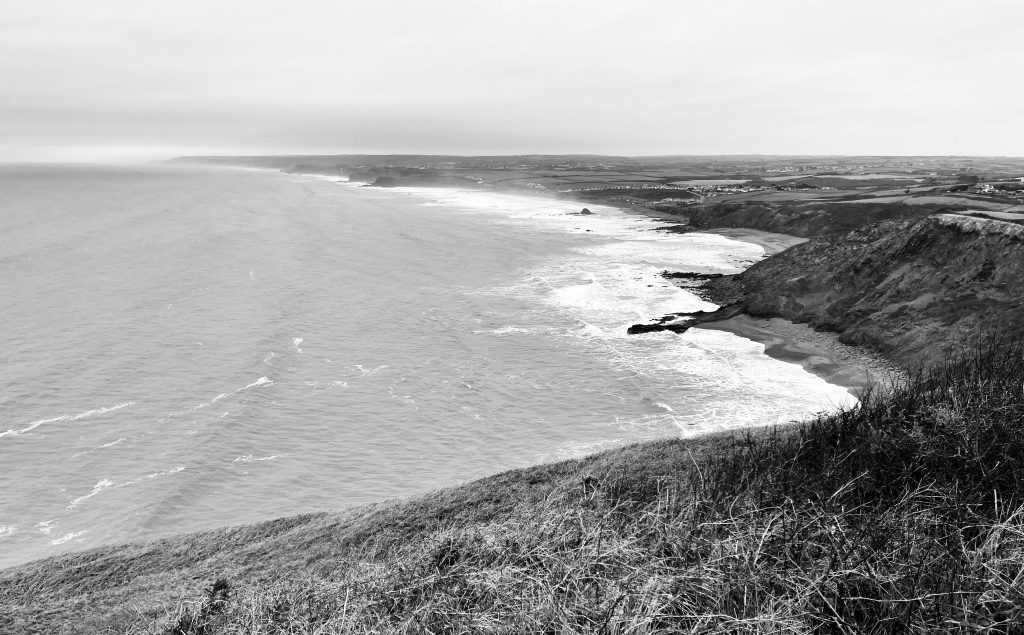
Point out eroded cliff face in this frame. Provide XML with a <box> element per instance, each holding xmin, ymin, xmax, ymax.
<box><xmin>706</xmin><ymin>214</ymin><xmax>1024</xmax><ymax>369</ymax></box>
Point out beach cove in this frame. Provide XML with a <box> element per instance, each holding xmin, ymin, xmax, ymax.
<box><xmin>648</xmin><ymin>225</ymin><xmax>905</xmax><ymax>396</ymax></box>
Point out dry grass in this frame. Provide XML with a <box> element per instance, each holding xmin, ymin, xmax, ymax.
<box><xmin>4</xmin><ymin>340</ymin><xmax>1024</xmax><ymax>634</ymax></box>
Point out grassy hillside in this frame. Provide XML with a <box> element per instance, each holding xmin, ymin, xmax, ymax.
<box><xmin>702</xmin><ymin>214</ymin><xmax>1024</xmax><ymax>370</ymax></box>
<box><xmin>3</xmin><ymin>340</ymin><xmax>1024</xmax><ymax>633</ymax></box>
<box><xmin>681</xmin><ymin>199</ymin><xmax>966</xmax><ymax>238</ymax></box>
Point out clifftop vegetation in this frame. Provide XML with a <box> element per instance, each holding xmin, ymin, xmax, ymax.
<box><xmin>17</xmin><ymin>154</ymin><xmax>1020</xmax><ymax>633</ymax></box>
<box><xmin>4</xmin><ymin>341</ymin><xmax>1024</xmax><ymax>633</ymax></box>
<box><xmin>700</xmin><ymin>214</ymin><xmax>1024</xmax><ymax>369</ymax></box>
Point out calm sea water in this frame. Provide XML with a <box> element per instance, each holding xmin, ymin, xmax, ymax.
<box><xmin>0</xmin><ymin>164</ymin><xmax>853</xmax><ymax>567</ymax></box>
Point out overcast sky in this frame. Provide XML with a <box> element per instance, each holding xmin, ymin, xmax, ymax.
<box><xmin>2</xmin><ymin>0</ymin><xmax>1022</xmax><ymax>161</ymax></box>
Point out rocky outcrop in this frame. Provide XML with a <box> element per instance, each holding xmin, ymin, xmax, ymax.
<box><xmin>701</xmin><ymin>214</ymin><xmax>1024</xmax><ymax>369</ymax></box>
<box><xmin>626</xmin><ymin>304</ymin><xmax>746</xmax><ymax>335</ymax></box>
<box><xmin>660</xmin><ymin>271</ymin><xmax>725</xmax><ymax>282</ymax></box>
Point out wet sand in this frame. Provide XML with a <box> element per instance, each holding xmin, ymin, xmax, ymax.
<box><xmin>696</xmin><ymin>316</ymin><xmax>907</xmax><ymax>398</ymax></box>
<box><xmin>626</xmin><ymin>205</ymin><xmax>806</xmax><ymax>256</ymax></box>
<box><xmin>689</xmin><ymin>227</ymin><xmax>807</xmax><ymax>256</ymax></box>
<box><xmin>651</xmin><ymin>224</ymin><xmax>901</xmax><ymax>397</ymax></box>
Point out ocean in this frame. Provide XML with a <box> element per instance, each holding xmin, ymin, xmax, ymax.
<box><xmin>0</xmin><ymin>164</ymin><xmax>853</xmax><ymax>567</ymax></box>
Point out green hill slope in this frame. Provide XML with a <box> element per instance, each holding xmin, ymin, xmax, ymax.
<box><xmin>703</xmin><ymin>214</ymin><xmax>1024</xmax><ymax>370</ymax></box>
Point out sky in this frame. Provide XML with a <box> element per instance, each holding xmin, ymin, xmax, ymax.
<box><xmin>1</xmin><ymin>0</ymin><xmax>1022</xmax><ymax>161</ymax></box>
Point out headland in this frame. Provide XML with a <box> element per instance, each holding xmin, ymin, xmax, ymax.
<box><xmin>7</xmin><ymin>154</ymin><xmax>1024</xmax><ymax>633</ymax></box>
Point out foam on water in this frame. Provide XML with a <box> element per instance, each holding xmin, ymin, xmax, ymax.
<box><xmin>353</xmin><ymin>364</ymin><xmax>389</xmax><ymax>375</ymax></box>
<box><xmin>387</xmin><ymin>185</ymin><xmax>856</xmax><ymax>433</ymax></box>
<box><xmin>0</xmin><ymin>166</ymin><xmax>858</xmax><ymax>568</ymax></box>
<box><xmin>51</xmin><ymin>531</ymin><xmax>88</xmax><ymax>546</ymax></box>
<box><xmin>1</xmin><ymin>401</ymin><xmax>136</xmax><ymax>438</ymax></box>
<box><xmin>471</xmin><ymin>326</ymin><xmax>536</xmax><ymax>336</ymax></box>
<box><xmin>161</xmin><ymin>376</ymin><xmax>275</xmax><ymax>420</ymax></box>
<box><xmin>241</xmin><ymin>376</ymin><xmax>274</xmax><ymax>390</ymax></box>
<box><xmin>65</xmin><ymin>466</ymin><xmax>187</xmax><ymax>512</ymax></box>
<box><xmin>231</xmin><ymin>454</ymin><xmax>280</xmax><ymax>465</ymax></box>
<box><xmin>71</xmin><ymin>437</ymin><xmax>127</xmax><ymax>459</ymax></box>
<box><xmin>68</xmin><ymin>479</ymin><xmax>116</xmax><ymax>510</ymax></box>
<box><xmin>549</xmin><ymin>437</ymin><xmax>625</xmax><ymax>461</ymax></box>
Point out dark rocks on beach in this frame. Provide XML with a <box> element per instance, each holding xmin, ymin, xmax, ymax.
<box><xmin>660</xmin><ymin>270</ymin><xmax>725</xmax><ymax>281</ymax></box>
<box><xmin>580</xmin><ymin>208</ymin><xmax>593</xmax><ymax>215</ymax></box>
<box><xmin>627</xmin><ymin>322</ymin><xmax>692</xmax><ymax>335</ymax></box>
<box><xmin>627</xmin><ymin>304</ymin><xmax>746</xmax><ymax>336</ymax></box>
<box><xmin>660</xmin><ymin>270</ymin><xmax>737</xmax><ymax>304</ymax></box>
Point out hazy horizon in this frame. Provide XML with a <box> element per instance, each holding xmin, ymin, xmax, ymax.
<box><xmin>3</xmin><ymin>0</ymin><xmax>1022</xmax><ymax>162</ymax></box>
<box><xmin>5</xmin><ymin>152</ymin><xmax>1024</xmax><ymax>168</ymax></box>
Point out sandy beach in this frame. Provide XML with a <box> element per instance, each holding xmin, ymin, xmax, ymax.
<box><xmin>648</xmin><ymin>222</ymin><xmax>904</xmax><ymax>398</ymax></box>
<box><xmin>628</xmin><ymin>204</ymin><xmax>806</xmax><ymax>256</ymax></box>
<box><xmin>689</xmin><ymin>227</ymin><xmax>807</xmax><ymax>256</ymax></box>
<box><xmin>696</xmin><ymin>316</ymin><xmax>906</xmax><ymax>398</ymax></box>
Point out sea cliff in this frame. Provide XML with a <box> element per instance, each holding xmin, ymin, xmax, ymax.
<box><xmin>694</xmin><ymin>214</ymin><xmax>1024</xmax><ymax>369</ymax></box>
<box><xmin>18</xmin><ymin>154</ymin><xmax>1019</xmax><ymax>633</ymax></box>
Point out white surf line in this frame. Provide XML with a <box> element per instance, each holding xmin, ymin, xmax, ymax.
<box><xmin>160</xmin><ymin>376</ymin><xmax>275</xmax><ymax>421</ymax></box>
<box><xmin>239</xmin><ymin>376</ymin><xmax>274</xmax><ymax>390</ymax></box>
<box><xmin>2</xmin><ymin>401</ymin><xmax>136</xmax><ymax>438</ymax></box>
<box><xmin>66</xmin><ymin>466</ymin><xmax>187</xmax><ymax>511</ymax></box>
<box><xmin>50</xmin><ymin>530</ymin><xmax>89</xmax><ymax>546</ymax></box>
<box><xmin>67</xmin><ymin>479</ymin><xmax>116</xmax><ymax>510</ymax></box>
<box><xmin>231</xmin><ymin>454</ymin><xmax>281</xmax><ymax>466</ymax></box>
<box><xmin>71</xmin><ymin>437</ymin><xmax>128</xmax><ymax>458</ymax></box>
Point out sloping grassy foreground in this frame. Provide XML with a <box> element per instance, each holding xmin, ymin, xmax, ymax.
<box><xmin>4</xmin><ymin>342</ymin><xmax>1024</xmax><ymax>634</ymax></box>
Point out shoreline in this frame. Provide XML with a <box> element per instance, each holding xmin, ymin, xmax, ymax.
<box><xmin>615</xmin><ymin>203</ymin><xmax>807</xmax><ymax>256</ymax></box>
<box><xmin>695</xmin><ymin>316</ymin><xmax>907</xmax><ymax>398</ymax></box>
<box><xmin>623</xmin><ymin>215</ymin><xmax>900</xmax><ymax>398</ymax></box>
<box><xmin>360</xmin><ymin>181</ymin><xmax>898</xmax><ymax>400</ymax></box>
<box><xmin>342</xmin><ymin>179</ymin><xmax>896</xmax><ymax>401</ymax></box>
<box><xmin>687</xmin><ymin>227</ymin><xmax>807</xmax><ymax>256</ymax></box>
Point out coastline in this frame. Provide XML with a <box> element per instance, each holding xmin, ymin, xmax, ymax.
<box><xmin>695</xmin><ymin>316</ymin><xmax>906</xmax><ymax>398</ymax></box>
<box><xmin>334</xmin><ymin>176</ymin><xmax>890</xmax><ymax>401</ymax></box>
<box><xmin>348</xmin><ymin>180</ymin><xmax>894</xmax><ymax>402</ymax></box>
<box><xmin>381</xmin><ymin>184</ymin><xmax>896</xmax><ymax>401</ymax></box>
<box><xmin>617</xmin><ymin>202</ymin><xmax>806</xmax><ymax>256</ymax></box>
<box><xmin>688</xmin><ymin>227</ymin><xmax>807</xmax><ymax>256</ymax></box>
<box><xmin>637</xmin><ymin>221</ymin><xmax>900</xmax><ymax>398</ymax></box>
